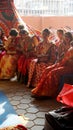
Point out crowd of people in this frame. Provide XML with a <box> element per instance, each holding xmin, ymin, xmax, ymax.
<box><xmin>0</xmin><ymin>25</ymin><xmax>73</xmax><ymax>99</ymax></box>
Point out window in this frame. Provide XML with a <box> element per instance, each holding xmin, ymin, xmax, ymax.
<box><xmin>14</xmin><ymin>0</ymin><xmax>73</xmax><ymax>16</ymax></box>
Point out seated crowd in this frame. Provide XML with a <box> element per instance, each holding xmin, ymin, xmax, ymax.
<box><xmin>0</xmin><ymin>25</ymin><xmax>73</xmax><ymax>99</ymax></box>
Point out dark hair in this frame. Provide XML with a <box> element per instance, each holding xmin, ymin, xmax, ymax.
<box><xmin>18</xmin><ymin>24</ymin><xmax>24</xmax><ymax>30</ymax></box>
<box><xmin>42</xmin><ymin>28</ymin><xmax>50</xmax><ymax>36</ymax></box>
<box><xmin>57</xmin><ymin>29</ymin><xmax>64</xmax><ymax>35</ymax></box>
<box><xmin>19</xmin><ymin>29</ymin><xmax>28</xmax><ymax>35</ymax></box>
<box><xmin>64</xmin><ymin>32</ymin><xmax>73</xmax><ymax>42</ymax></box>
<box><xmin>9</xmin><ymin>28</ymin><xmax>18</xmax><ymax>36</ymax></box>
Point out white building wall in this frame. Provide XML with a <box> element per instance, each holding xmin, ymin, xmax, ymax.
<box><xmin>14</xmin><ymin>0</ymin><xmax>73</xmax><ymax>16</ymax></box>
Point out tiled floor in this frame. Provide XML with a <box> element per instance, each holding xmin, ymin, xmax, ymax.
<box><xmin>0</xmin><ymin>81</ymin><xmax>62</xmax><ymax>130</ymax></box>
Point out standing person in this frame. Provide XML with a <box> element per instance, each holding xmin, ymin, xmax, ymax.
<box><xmin>27</xmin><ymin>28</ymin><xmax>57</xmax><ymax>88</ymax></box>
<box><xmin>0</xmin><ymin>28</ymin><xmax>22</xmax><ymax>79</ymax></box>
<box><xmin>31</xmin><ymin>32</ymin><xmax>73</xmax><ymax>98</ymax></box>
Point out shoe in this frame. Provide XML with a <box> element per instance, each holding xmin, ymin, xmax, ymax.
<box><xmin>10</xmin><ymin>75</ymin><xmax>17</xmax><ymax>82</ymax></box>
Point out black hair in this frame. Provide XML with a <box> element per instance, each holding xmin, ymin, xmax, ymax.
<box><xmin>42</xmin><ymin>28</ymin><xmax>50</xmax><ymax>36</ymax></box>
<box><xmin>57</xmin><ymin>29</ymin><xmax>64</xmax><ymax>35</ymax></box>
<box><xmin>64</xmin><ymin>32</ymin><xmax>73</xmax><ymax>42</ymax></box>
<box><xmin>18</xmin><ymin>24</ymin><xmax>24</xmax><ymax>30</ymax></box>
<box><xmin>9</xmin><ymin>28</ymin><xmax>18</xmax><ymax>36</ymax></box>
<box><xmin>19</xmin><ymin>29</ymin><xmax>28</xmax><ymax>35</ymax></box>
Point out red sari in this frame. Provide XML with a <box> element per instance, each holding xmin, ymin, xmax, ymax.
<box><xmin>27</xmin><ymin>41</ymin><xmax>57</xmax><ymax>87</ymax></box>
<box><xmin>0</xmin><ymin>36</ymin><xmax>21</xmax><ymax>79</ymax></box>
<box><xmin>57</xmin><ymin>83</ymin><xmax>73</xmax><ymax>107</ymax></box>
<box><xmin>18</xmin><ymin>35</ymin><xmax>38</xmax><ymax>76</ymax></box>
<box><xmin>32</xmin><ymin>47</ymin><xmax>73</xmax><ymax>98</ymax></box>
<box><xmin>57</xmin><ymin>41</ymin><xmax>70</xmax><ymax>61</ymax></box>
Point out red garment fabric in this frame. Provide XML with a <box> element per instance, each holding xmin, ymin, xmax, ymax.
<box><xmin>16</xmin><ymin>125</ymin><xmax>27</xmax><ymax>130</ymax></box>
<box><xmin>0</xmin><ymin>51</ymin><xmax>6</xmax><ymax>60</ymax></box>
<box><xmin>18</xmin><ymin>55</ymin><xmax>32</xmax><ymax>75</ymax></box>
<box><xmin>32</xmin><ymin>48</ymin><xmax>73</xmax><ymax>98</ymax></box>
<box><xmin>18</xmin><ymin>35</ymin><xmax>37</xmax><ymax>76</ymax></box>
<box><xmin>57</xmin><ymin>83</ymin><xmax>73</xmax><ymax>107</ymax></box>
<box><xmin>0</xmin><ymin>125</ymin><xmax>27</xmax><ymax>130</ymax></box>
<box><xmin>0</xmin><ymin>36</ymin><xmax>22</xmax><ymax>79</ymax></box>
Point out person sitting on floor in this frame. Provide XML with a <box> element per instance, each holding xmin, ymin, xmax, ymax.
<box><xmin>31</xmin><ymin>32</ymin><xmax>73</xmax><ymax>98</ymax></box>
<box><xmin>27</xmin><ymin>28</ymin><xmax>57</xmax><ymax>88</ymax></box>
<box><xmin>17</xmin><ymin>29</ymin><xmax>39</xmax><ymax>83</ymax></box>
<box><xmin>0</xmin><ymin>28</ymin><xmax>23</xmax><ymax>80</ymax></box>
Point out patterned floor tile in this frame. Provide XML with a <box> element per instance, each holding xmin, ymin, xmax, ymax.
<box><xmin>31</xmin><ymin>125</ymin><xmax>44</xmax><ymax>130</ymax></box>
<box><xmin>0</xmin><ymin>81</ymin><xmax>62</xmax><ymax>130</ymax></box>
<box><xmin>26</xmin><ymin>107</ymin><xmax>39</xmax><ymax>114</ymax></box>
<box><xmin>34</xmin><ymin>118</ymin><xmax>45</xmax><ymax>125</ymax></box>
<box><xmin>17</xmin><ymin>103</ymin><xmax>29</xmax><ymax>109</ymax></box>
<box><xmin>24</xmin><ymin>113</ymin><xmax>37</xmax><ymax>121</ymax></box>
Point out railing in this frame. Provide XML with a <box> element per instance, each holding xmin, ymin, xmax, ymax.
<box><xmin>14</xmin><ymin>0</ymin><xmax>73</xmax><ymax>16</ymax></box>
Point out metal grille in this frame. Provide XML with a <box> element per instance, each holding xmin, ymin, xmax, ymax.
<box><xmin>14</xmin><ymin>0</ymin><xmax>73</xmax><ymax>16</ymax></box>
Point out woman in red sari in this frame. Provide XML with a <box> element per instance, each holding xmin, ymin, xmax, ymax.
<box><xmin>17</xmin><ymin>29</ymin><xmax>39</xmax><ymax>83</ymax></box>
<box><xmin>54</xmin><ymin>29</ymin><xmax>71</xmax><ymax>66</ymax></box>
<box><xmin>27</xmin><ymin>29</ymin><xmax>57</xmax><ymax>87</ymax></box>
<box><xmin>55</xmin><ymin>29</ymin><xmax>64</xmax><ymax>47</ymax></box>
<box><xmin>0</xmin><ymin>28</ymin><xmax>22</xmax><ymax>79</ymax></box>
<box><xmin>57</xmin><ymin>29</ymin><xmax>70</xmax><ymax>62</ymax></box>
<box><xmin>31</xmin><ymin>32</ymin><xmax>73</xmax><ymax>98</ymax></box>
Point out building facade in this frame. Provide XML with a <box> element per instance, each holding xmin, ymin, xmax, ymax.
<box><xmin>14</xmin><ymin>0</ymin><xmax>73</xmax><ymax>16</ymax></box>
